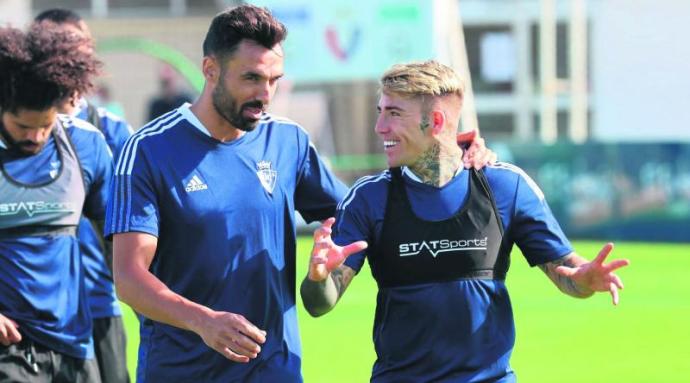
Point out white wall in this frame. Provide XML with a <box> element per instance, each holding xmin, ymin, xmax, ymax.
<box><xmin>592</xmin><ymin>0</ymin><xmax>690</xmax><ymax>141</ymax></box>
<box><xmin>0</xmin><ymin>0</ymin><xmax>31</xmax><ymax>27</ymax></box>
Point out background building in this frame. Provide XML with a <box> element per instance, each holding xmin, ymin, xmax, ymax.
<box><xmin>2</xmin><ymin>0</ymin><xmax>688</xmax><ymax>241</ymax></box>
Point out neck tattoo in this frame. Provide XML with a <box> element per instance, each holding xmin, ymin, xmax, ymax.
<box><xmin>410</xmin><ymin>142</ymin><xmax>462</xmax><ymax>187</ymax></box>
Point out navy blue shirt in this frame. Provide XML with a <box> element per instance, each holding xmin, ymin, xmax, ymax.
<box><xmin>105</xmin><ymin>105</ymin><xmax>347</xmax><ymax>382</ymax></box>
<box><xmin>75</xmin><ymin>100</ymin><xmax>132</xmax><ymax>318</ymax></box>
<box><xmin>335</xmin><ymin>164</ymin><xmax>572</xmax><ymax>382</ymax></box>
<box><xmin>0</xmin><ymin>116</ymin><xmax>113</xmax><ymax>359</ymax></box>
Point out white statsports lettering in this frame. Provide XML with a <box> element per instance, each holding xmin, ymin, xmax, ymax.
<box><xmin>0</xmin><ymin>200</ymin><xmax>74</xmax><ymax>217</ymax></box>
<box><xmin>399</xmin><ymin>237</ymin><xmax>489</xmax><ymax>258</ymax></box>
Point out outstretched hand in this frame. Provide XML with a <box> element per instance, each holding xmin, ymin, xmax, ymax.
<box><xmin>308</xmin><ymin>218</ymin><xmax>368</xmax><ymax>282</ymax></box>
<box><xmin>555</xmin><ymin>243</ymin><xmax>630</xmax><ymax>305</ymax></box>
<box><xmin>457</xmin><ymin>130</ymin><xmax>497</xmax><ymax>169</ymax></box>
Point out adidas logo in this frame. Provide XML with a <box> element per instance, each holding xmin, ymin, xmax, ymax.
<box><xmin>185</xmin><ymin>175</ymin><xmax>208</xmax><ymax>193</ymax></box>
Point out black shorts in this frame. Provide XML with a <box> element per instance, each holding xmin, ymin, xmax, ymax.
<box><xmin>93</xmin><ymin>316</ymin><xmax>130</xmax><ymax>383</ymax></box>
<box><xmin>0</xmin><ymin>338</ymin><xmax>101</xmax><ymax>383</ymax></box>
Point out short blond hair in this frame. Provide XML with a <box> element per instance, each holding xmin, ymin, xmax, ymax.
<box><xmin>380</xmin><ymin>60</ymin><xmax>464</xmax><ymax>100</ymax></box>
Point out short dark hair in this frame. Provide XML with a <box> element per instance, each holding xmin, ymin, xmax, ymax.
<box><xmin>0</xmin><ymin>23</ymin><xmax>101</xmax><ymax>113</ymax></box>
<box><xmin>202</xmin><ymin>5</ymin><xmax>287</xmax><ymax>60</ymax></box>
<box><xmin>34</xmin><ymin>8</ymin><xmax>83</xmax><ymax>25</ymax></box>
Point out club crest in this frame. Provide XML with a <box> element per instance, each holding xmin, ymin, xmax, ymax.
<box><xmin>256</xmin><ymin>160</ymin><xmax>277</xmax><ymax>194</ymax></box>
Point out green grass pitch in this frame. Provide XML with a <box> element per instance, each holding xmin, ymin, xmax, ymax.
<box><xmin>121</xmin><ymin>240</ymin><xmax>690</xmax><ymax>382</ymax></box>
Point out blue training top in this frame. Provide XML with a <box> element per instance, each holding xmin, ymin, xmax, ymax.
<box><xmin>335</xmin><ymin>164</ymin><xmax>573</xmax><ymax>383</ymax></box>
<box><xmin>0</xmin><ymin>115</ymin><xmax>113</xmax><ymax>359</ymax></box>
<box><xmin>105</xmin><ymin>104</ymin><xmax>347</xmax><ymax>382</ymax></box>
<box><xmin>75</xmin><ymin>99</ymin><xmax>132</xmax><ymax>318</ymax></box>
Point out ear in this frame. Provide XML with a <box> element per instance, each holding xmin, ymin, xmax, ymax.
<box><xmin>69</xmin><ymin>92</ymin><xmax>79</xmax><ymax>108</ymax></box>
<box><xmin>430</xmin><ymin>110</ymin><xmax>445</xmax><ymax>135</ymax></box>
<box><xmin>202</xmin><ymin>57</ymin><xmax>219</xmax><ymax>82</ymax></box>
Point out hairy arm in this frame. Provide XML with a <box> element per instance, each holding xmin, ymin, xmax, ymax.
<box><xmin>114</xmin><ymin>232</ymin><xmax>266</xmax><ymax>362</ymax></box>
<box><xmin>113</xmin><ymin>232</ymin><xmax>213</xmax><ymax>330</ymax></box>
<box><xmin>301</xmin><ymin>265</ymin><xmax>357</xmax><ymax>317</ymax></box>
<box><xmin>538</xmin><ymin>253</ymin><xmax>594</xmax><ymax>298</ymax></box>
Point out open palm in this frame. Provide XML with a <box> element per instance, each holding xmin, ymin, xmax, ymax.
<box><xmin>308</xmin><ymin>217</ymin><xmax>367</xmax><ymax>282</ymax></box>
<box><xmin>555</xmin><ymin>243</ymin><xmax>630</xmax><ymax>305</ymax></box>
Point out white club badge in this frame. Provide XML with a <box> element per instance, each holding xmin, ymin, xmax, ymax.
<box><xmin>256</xmin><ymin>160</ymin><xmax>277</xmax><ymax>194</ymax></box>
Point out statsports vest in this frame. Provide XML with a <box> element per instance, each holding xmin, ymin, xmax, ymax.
<box><xmin>0</xmin><ymin>122</ymin><xmax>86</xmax><ymax>237</ymax></box>
<box><xmin>372</xmin><ymin>167</ymin><xmax>506</xmax><ymax>286</ymax></box>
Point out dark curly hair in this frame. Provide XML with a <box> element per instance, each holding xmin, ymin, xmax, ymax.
<box><xmin>34</xmin><ymin>8</ymin><xmax>83</xmax><ymax>25</ymax></box>
<box><xmin>0</xmin><ymin>22</ymin><xmax>101</xmax><ymax>113</ymax></box>
<box><xmin>202</xmin><ymin>4</ymin><xmax>287</xmax><ymax>60</ymax></box>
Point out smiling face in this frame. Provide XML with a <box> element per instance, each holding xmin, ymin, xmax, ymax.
<box><xmin>0</xmin><ymin>107</ymin><xmax>57</xmax><ymax>155</ymax></box>
<box><xmin>210</xmin><ymin>40</ymin><xmax>284</xmax><ymax>132</ymax></box>
<box><xmin>375</xmin><ymin>92</ymin><xmax>434</xmax><ymax>168</ymax></box>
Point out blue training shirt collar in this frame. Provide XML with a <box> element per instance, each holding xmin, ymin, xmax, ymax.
<box><xmin>178</xmin><ymin>103</ymin><xmax>212</xmax><ymax>137</ymax></box>
<box><xmin>402</xmin><ymin>165</ymin><xmax>464</xmax><ymax>184</ymax></box>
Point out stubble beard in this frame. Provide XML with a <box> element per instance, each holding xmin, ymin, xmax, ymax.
<box><xmin>211</xmin><ymin>84</ymin><xmax>263</xmax><ymax>133</ymax></box>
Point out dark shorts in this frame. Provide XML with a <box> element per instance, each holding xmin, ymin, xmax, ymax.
<box><xmin>93</xmin><ymin>316</ymin><xmax>130</xmax><ymax>383</ymax></box>
<box><xmin>0</xmin><ymin>338</ymin><xmax>101</xmax><ymax>383</ymax></box>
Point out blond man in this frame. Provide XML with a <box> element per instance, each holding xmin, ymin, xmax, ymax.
<box><xmin>301</xmin><ymin>60</ymin><xmax>629</xmax><ymax>383</ymax></box>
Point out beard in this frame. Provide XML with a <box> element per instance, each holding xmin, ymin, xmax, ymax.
<box><xmin>0</xmin><ymin>122</ymin><xmax>44</xmax><ymax>156</ymax></box>
<box><xmin>211</xmin><ymin>83</ymin><xmax>265</xmax><ymax>132</ymax></box>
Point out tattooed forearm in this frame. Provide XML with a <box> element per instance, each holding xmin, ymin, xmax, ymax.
<box><xmin>539</xmin><ymin>254</ymin><xmax>594</xmax><ymax>298</ymax></box>
<box><xmin>300</xmin><ymin>266</ymin><xmax>356</xmax><ymax>317</ymax></box>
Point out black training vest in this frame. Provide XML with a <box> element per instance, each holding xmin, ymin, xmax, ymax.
<box><xmin>370</xmin><ymin>167</ymin><xmax>507</xmax><ymax>288</ymax></box>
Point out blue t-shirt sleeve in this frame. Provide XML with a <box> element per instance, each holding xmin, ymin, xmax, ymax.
<box><xmin>79</xmin><ymin>129</ymin><xmax>113</xmax><ymax>221</ymax></box>
<box><xmin>294</xmin><ymin>140</ymin><xmax>348</xmax><ymax>223</ymax></box>
<box><xmin>104</xmin><ymin>137</ymin><xmax>160</xmax><ymax>238</ymax></box>
<box><xmin>507</xmin><ymin>167</ymin><xmax>572</xmax><ymax>266</ymax></box>
<box><xmin>99</xmin><ymin>110</ymin><xmax>133</xmax><ymax>162</ymax></box>
<box><xmin>333</xmin><ymin>175</ymin><xmax>388</xmax><ymax>273</ymax></box>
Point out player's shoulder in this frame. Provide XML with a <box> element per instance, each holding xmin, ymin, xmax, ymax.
<box><xmin>260</xmin><ymin>112</ymin><xmax>300</xmax><ymax>127</ymax></box>
<box><xmin>96</xmin><ymin>107</ymin><xmax>132</xmax><ymax>129</ymax></box>
<box><xmin>337</xmin><ymin>170</ymin><xmax>392</xmax><ymax>211</ymax></box>
<box><xmin>61</xmin><ymin>113</ymin><xmax>100</xmax><ymax>134</ymax></box>
<box><xmin>95</xmin><ymin>106</ymin><xmax>121</xmax><ymax>122</ymax></box>
<box><xmin>114</xmin><ymin>108</ymin><xmax>185</xmax><ymax>163</ymax></box>
<box><xmin>485</xmin><ymin>161</ymin><xmax>539</xmax><ymax>183</ymax></box>
<box><xmin>260</xmin><ymin>113</ymin><xmax>309</xmax><ymax>136</ymax></box>
<box><xmin>61</xmin><ymin>114</ymin><xmax>107</xmax><ymax>146</ymax></box>
<box><xmin>484</xmin><ymin>161</ymin><xmax>544</xmax><ymax>200</ymax></box>
<box><xmin>60</xmin><ymin>115</ymin><xmax>112</xmax><ymax>165</ymax></box>
<box><xmin>130</xmin><ymin>108</ymin><xmax>186</xmax><ymax>142</ymax></box>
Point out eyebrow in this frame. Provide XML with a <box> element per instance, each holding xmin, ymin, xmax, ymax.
<box><xmin>377</xmin><ymin>105</ymin><xmax>405</xmax><ymax>112</ymax></box>
<box><xmin>16</xmin><ymin>122</ymin><xmax>52</xmax><ymax>130</ymax></box>
<box><xmin>242</xmin><ymin>71</ymin><xmax>284</xmax><ymax>81</ymax></box>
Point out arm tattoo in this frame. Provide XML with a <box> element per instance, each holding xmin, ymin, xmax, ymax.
<box><xmin>330</xmin><ymin>266</ymin><xmax>356</xmax><ymax>297</ymax></box>
<box><xmin>300</xmin><ymin>266</ymin><xmax>356</xmax><ymax>317</ymax></box>
<box><xmin>538</xmin><ymin>254</ymin><xmax>593</xmax><ymax>298</ymax></box>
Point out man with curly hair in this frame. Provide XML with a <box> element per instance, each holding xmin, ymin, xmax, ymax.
<box><xmin>0</xmin><ymin>23</ymin><xmax>112</xmax><ymax>383</ymax></box>
<box><xmin>34</xmin><ymin>9</ymin><xmax>133</xmax><ymax>383</ymax></box>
